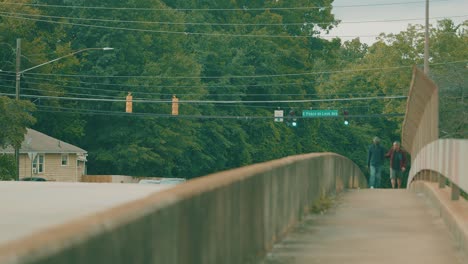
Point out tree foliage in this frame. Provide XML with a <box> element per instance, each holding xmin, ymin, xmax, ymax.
<box><xmin>0</xmin><ymin>96</ymin><xmax>36</xmax><ymax>148</ymax></box>
<box><xmin>0</xmin><ymin>0</ymin><xmax>465</xmax><ymax>181</ymax></box>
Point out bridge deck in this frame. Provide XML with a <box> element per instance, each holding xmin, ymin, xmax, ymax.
<box><xmin>261</xmin><ymin>189</ymin><xmax>467</xmax><ymax>264</ymax></box>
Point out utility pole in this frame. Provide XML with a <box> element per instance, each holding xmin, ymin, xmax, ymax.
<box><xmin>424</xmin><ymin>0</ymin><xmax>429</xmax><ymax>75</ymax></box>
<box><xmin>11</xmin><ymin>40</ymin><xmax>113</xmax><ymax>181</ymax></box>
<box><xmin>15</xmin><ymin>38</ymin><xmax>21</xmax><ymax>181</ymax></box>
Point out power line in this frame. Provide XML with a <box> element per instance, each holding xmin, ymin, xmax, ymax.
<box><xmin>3</xmin><ymin>12</ymin><xmax>464</xmax><ymax>39</ymax></box>
<box><xmin>0</xmin><ymin>1</ymin><xmax>448</xmax><ymax>11</ymax></box>
<box><xmin>17</xmin><ymin>60</ymin><xmax>468</xmax><ymax>79</ymax></box>
<box><xmin>0</xmin><ymin>92</ymin><xmax>407</xmax><ymax>104</ymax></box>
<box><xmin>18</xmin><ymin>65</ymin><xmax>411</xmax><ymax>78</ymax></box>
<box><xmin>17</xmin><ymin>73</ymin><xmax>367</xmax><ymax>89</ymax></box>
<box><xmin>34</xmin><ymin>105</ymin><xmax>405</xmax><ymax>120</ymax></box>
<box><xmin>20</xmin><ymin>88</ymin><xmax>120</xmax><ymax>99</ymax></box>
<box><xmin>14</xmin><ymin>74</ymin><xmax>402</xmax><ymax>99</ymax></box>
<box><xmin>18</xmin><ymin>78</ymin><xmax>411</xmax><ymax>101</ymax></box>
<box><xmin>1</xmin><ymin>11</ymin><xmax>465</xmax><ymax>27</ymax></box>
<box><xmin>0</xmin><ymin>60</ymin><xmax>468</xmax><ymax>88</ymax></box>
<box><xmin>0</xmin><ymin>13</ymin><xmax>380</xmax><ymax>38</ymax></box>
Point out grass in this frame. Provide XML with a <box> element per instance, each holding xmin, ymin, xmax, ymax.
<box><xmin>310</xmin><ymin>190</ymin><xmax>335</xmax><ymax>214</ymax></box>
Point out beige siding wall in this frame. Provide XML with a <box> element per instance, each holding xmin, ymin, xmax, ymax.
<box><xmin>19</xmin><ymin>153</ymin><xmax>85</xmax><ymax>182</ymax></box>
<box><xmin>19</xmin><ymin>155</ymin><xmax>32</xmax><ymax>178</ymax></box>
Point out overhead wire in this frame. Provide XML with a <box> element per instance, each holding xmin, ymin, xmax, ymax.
<box><xmin>20</xmin><ymin>75</ymin><xmax>412</xmax><ymax>95</ymax></box>
<box><xmin>16</xmin><ymin>60</ymin><xmax>468</xmax><ymax>79</ymax></box>
<box><xmin>0</xmin><ymin>10</ymin><xmax>465</xmax><ymax>27</ymax></box>
<box><xmin>0</xmin><ymin>92</ymin><xmax>408</xmax><ymax>104</ymax></box>
<box><xmin>2</xmin><ymin>12</ymin><xmax>464</xmax><ymax>39</ymax></box>
<box><xmin>34</xmin><ymin>106</ymin><xmax>406</xmax><ymax>120</ymax></box>
<box><xmin>0</xmin><ymin>13</ymin><xmax>380</xmax><ymax>38</ymax></box>
<box><xmin>18</xmin><ymin>86</ymin><xmax>409</xmax><ymax>100</ymax></box>
<box><xmin>34</xmin><ymin>104</ymin><xmax>405</xmax><ymax>119</ymax></box>
<box><xmin>0</xmin><ymin>1</ymin><xmax>449</xmax><ymax>11</ymax></box>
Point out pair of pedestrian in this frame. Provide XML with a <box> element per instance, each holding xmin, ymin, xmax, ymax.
<box><xmin>367</xmin><ymin>137</ymin><xmax>407</xmax><ymax>189</ymax></box>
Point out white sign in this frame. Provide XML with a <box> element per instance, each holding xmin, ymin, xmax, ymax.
<box><xmin>274</xmin><ymin>110</ymin><xmax>284</xmax><ymax>122</ymax></box>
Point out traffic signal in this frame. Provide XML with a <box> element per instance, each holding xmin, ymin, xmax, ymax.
<box><xmin>343</xmin><ymin>109</ymin><xmax>349</xmax><ymax>125</ymax></box>
<box><xmin>288</xmin><ymin>109</ymin><xmax>298</xmax><ymax>127</ymax></box>
<box><xmin>125</xmin><ymin>92</ymin><xmax>132</xmax><ymax>113</ymax></box>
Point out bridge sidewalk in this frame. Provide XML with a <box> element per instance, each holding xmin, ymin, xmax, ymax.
<box><xmin>261</xmin><ymin>189</ymin><xmax>466</xmax><ymax>264</ymax></box>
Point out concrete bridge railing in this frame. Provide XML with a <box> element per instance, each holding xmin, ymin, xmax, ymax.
<box><xmin>407</xmin><ymin>139</ymin><xmax>468</xmax><ymax>255</ymax></box>
<box><xmin>402</xmin><ymin>67</ymin><xmax>468</xmax><ymax>255</ymax></box>
<box><xmin>408</xmin><ymin>139</ymin><xmax>468</xmax><ymax>199</ymax></box>
<box><xmin>0</xmin><ymin>153</ymin><xmax>366</xmax><ymax>264</ymax></box>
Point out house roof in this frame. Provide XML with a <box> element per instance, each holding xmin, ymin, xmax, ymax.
<box><xmin>0</xmin><ymin>129</ymin><xmax>87</xmax><ymax>154</ymax></box>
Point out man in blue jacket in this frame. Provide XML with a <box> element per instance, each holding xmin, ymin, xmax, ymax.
<box><xmin>367</xmin><ymin>136</ymin><xmax>385</xmax><ymax>188</ymax></box>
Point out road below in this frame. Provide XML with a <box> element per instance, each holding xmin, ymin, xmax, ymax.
<box><xmin>0</xmin><ymin>181</ymin><xmax>171</xmax><ymax>245</ymax></box>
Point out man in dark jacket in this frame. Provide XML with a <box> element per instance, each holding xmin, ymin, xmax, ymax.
<box><xmin>385</xmin><ymin>141</ymin><xmax>407</xmax><ymax>189</ymax></box>
<box><xmin>367</xmin><ymin>136</ymin><xmax>385</xmax><ymax>188</ymax></box>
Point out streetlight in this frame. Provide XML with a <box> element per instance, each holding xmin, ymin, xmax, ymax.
<box><xmin>14</xmin><ymin>38</ymin><xmax>113</xmax><ymax>180</ymax></box>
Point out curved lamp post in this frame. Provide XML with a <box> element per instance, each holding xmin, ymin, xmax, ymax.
<box><xmin>14</xmin><ymin>38</ymin><xmax>113</xmax><ymax>180</ymax></box>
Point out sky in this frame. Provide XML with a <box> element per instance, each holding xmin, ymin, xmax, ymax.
<box><xmin>326</xmin><ymin>0</ymin><xmax>468</xmax><ymax>44</ymax></box>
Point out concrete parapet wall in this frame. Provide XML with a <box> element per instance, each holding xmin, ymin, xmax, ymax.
<box><xmin>407</xmin><ymin>139</ymin><xmax>468</xmax><ymax>194</ymax></box>
<box><xmin>402</xmin><ymin>66</ymin><xmax>439</xmax><ymax>160</ymax></box>
<box><xmin>410</xmin><ymin>181</ymin><xmax>468</xmax><ymax>255</ymax></box>
<box><xmin>0</xmin><ymin>153</ymin><xmax>365</xmax><ymax>264</ymax></box>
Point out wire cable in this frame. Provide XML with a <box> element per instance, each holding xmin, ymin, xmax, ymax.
<box><xmin>0</xmin><ymin>92</ymin><xmax>408</xmax><ymax>104</ymax></box>
<box><xmin>1</xmin><ymin>10</ymin><xmax>465</xmax><ymax>27</ymax></box>
<box><xmin>34</xmin><ymin>105</ymin><xmax>406</xmax><ymax>120</ymax></box>
<box><xmin>20</xmin><ymin>73</ymin><xmax>406</xmax><ymax>96</ymax></box>
<box><xmin>0</xmin><ymin>1</ymin><xmax>448</xmax><ymax>11</ymax></box>
<box><xmin>13</xmin><ymin>59</ymin><xmax>465</xmax><ymax>79</ymax></box>
<box><xmin>0</xmin><ymin>13</ymin><xmax>380</xmax><ymax>38</ymax></box>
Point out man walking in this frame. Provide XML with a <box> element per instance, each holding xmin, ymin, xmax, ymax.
<box><xmin>367</xmin><ymin>136</ymin><xmax>385</xmax><ymax>189</ymax></box>
<box><xmin>386</xmin><ymin>141</ymin><xmax>407</xmax><ymax>189</ymax></box>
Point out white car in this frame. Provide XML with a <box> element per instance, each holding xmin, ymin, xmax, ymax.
<box><xmin>138</xmin><ymin>178</ymin><xmax>186</xmax><ymax>185</ymax></box>
<box><xmin>159</xmin><ymin>178</ymin><xmax>186</xmax><ymax>185</ymax></box>
<box><xmin>138</xmin><ymin>179</ymin><xmax>161</xmax><ymax>184</ymax></box>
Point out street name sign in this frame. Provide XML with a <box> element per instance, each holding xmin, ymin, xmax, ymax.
<box><xmin>302</xmin><ymin>110</ymin><xmax>338</xmax><ymax>117</ymax></box>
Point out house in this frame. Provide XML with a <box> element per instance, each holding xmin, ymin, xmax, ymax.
<box><xmin>0</xmin><ymin>129</ymin><xmax>87</xmax><ymax>182</ymax></box>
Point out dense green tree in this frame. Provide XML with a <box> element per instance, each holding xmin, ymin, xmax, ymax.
<box><xmin>1</xmin><ymin>0</ymin><xmax>464</xmax><ymax>181</ymax></box>
<box><xmin>429</xmin><ymin>20</ymin><xmax>467</xmax><ymax>138</ymax></box>
<box><xmin>0</xmin><ymin>96</ymin><xmax>36</xmax><ymax>148</ymax></box>
<box><xmin>0</xmin><ymin>96</ymin><xmax>36</xmax><ymax>179</ymax></box>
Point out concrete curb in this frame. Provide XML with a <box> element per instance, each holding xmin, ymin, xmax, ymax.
<box><xmin>410</xmin><ymin>181</ymin><xmax>468</xmax><ymax>255</ymax></box>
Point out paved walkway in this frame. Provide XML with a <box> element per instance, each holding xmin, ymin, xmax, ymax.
<box><xmin>261</xmin><ymin>189</ymin><xmax>467</xmax><ymax>264</ymax></box>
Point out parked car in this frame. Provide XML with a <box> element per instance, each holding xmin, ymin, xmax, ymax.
<box><xmin>138</xmin><ymin>179</ymin><xmax>161</xmax><ymax>184</ymax></box>
<box><xmin>138</xmin><ymin>178</ymin><xmax>186</xmax><ymax>185</ymax></box>
<box><xmin>21</xmin><ymin>177</ymin><xmax>47</xmax><ymax>181</ymax></box>
<box><xmin>160</xmin><ymin>178</ymin><xmax>186</xmax><ymax>185</ymax></box>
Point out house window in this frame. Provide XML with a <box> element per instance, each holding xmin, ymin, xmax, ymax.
<box><xmin>33</xmin><ymin>154</ymin><xmax>44</xmax><ymax>173</ymax></box>
<box><xmin>61</xmin><ymin>154</ymin><xmax>69</xmax><ymax>166</ymax></box>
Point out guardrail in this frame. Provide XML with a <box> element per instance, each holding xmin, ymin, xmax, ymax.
<box><xmin>0</xmin><ymin>153</ymin><xmax>365</xmax><ymax>264</ymax></box>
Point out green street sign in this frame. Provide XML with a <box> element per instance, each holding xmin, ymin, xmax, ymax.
<box><xmin>302</xmin><ymin>110</ymin><xmax>339</xmax><ymax>117</ymax></box>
